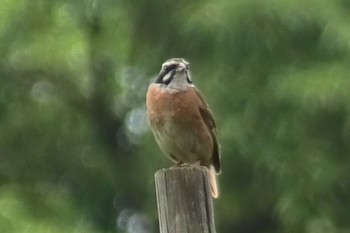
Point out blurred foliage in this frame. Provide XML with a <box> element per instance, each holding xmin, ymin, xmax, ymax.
<box><xmin>1</xmin><ymin>0</ymin><xmax>350</xmax><ymax>232</ymax></box>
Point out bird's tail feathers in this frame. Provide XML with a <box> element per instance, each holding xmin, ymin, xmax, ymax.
<box><xmin>209</xmin><ymin>166</ymin><xmax>219</xmax><ymax>198</ymax></box>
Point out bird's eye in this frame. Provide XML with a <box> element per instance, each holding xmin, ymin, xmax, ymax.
<box><xmin>155</xmin><ymin>64</ymin><xmax>178</xmax><ymax>84</ymax></box>
<box><xmin>165</xmin><ymin>64</ymin><xmax>177</xmax><ymax>73</ymax></box>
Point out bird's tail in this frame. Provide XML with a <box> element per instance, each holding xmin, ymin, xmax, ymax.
<box><xmin>209</xmin><ymin>166</ymin><xmax>219</xmax><ymax>198</ymax></box>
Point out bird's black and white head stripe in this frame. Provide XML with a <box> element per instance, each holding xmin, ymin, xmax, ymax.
<box><xmin>155</xmin><ymin>58</ymin><xmax>192</xmax><ymax>85</ymax></box>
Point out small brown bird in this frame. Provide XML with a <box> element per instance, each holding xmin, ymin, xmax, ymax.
<box><xmin>146</xmin><ymin>58</ymin><xmax>221</xmax><ymax>198</ymax></box>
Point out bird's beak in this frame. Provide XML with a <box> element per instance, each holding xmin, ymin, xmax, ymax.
<box><xmin>176</xmin><ymin>63</ymin><xmax>187</xmax><ymax>71</ymax></box>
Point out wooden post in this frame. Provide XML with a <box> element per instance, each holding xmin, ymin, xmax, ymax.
<box><xmin>155</xmin><ymin>166</ymin><xmax>216</xmax><ymax>233</ymax></box>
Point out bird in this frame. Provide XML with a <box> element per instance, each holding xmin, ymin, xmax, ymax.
<box><xmin>146</xmin><ymin>58</ymin><xmax>221</xmax><ymax>198</ymax></box>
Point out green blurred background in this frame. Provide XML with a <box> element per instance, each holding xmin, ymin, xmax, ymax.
<box><xmin>1</xmin><ymin>0</ymin><xmax>350</xmax><ymax>232</ymax></box>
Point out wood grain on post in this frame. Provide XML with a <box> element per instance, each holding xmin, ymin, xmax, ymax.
<box><xmin>155</xmin><ymin>166</ymin><xmax>216</xmax><ymax>233</ymax></box>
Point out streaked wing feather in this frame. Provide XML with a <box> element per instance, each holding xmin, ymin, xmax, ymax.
<box><xmin>194</xmin><ymin>87</ymin><xmax>221</xmax><ymax>174</ymax></box>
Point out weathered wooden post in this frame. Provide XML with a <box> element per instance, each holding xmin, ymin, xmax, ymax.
<box><xmin>155</xmin><ymin>166</ymin><xmax>217</xmax><ymax>233</ymax></box>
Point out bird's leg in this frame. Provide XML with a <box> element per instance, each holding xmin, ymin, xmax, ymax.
<box><xmin>171</xmin><ymin>161</ymin><xmax>184</xmax><ymax>167</ymax></box>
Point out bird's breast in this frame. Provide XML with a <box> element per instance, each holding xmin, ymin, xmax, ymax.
<box><xmin>146</xmin><ymin>84</ymin><xmax>213</xmax><ymax>164</ymax></box>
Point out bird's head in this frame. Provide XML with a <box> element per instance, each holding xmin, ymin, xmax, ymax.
<box><xmin>155</xmin><ymin>58</ymin><xmax>192</xmax><ymax>88</ymax></box>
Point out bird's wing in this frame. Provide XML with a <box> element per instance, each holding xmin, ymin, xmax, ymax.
<box><xmin>194</xmin><ymin>87</ymin><xmax>221</xmax><ymax>174</ymax></box>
